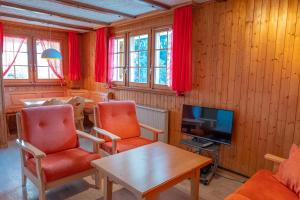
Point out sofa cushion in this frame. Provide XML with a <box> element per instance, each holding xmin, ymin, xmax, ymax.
<box><xmin>25</xmin><ymin>148</ymin><xmax>100</xmax><ymax>182</ymax></box>
<box><xmin>275</xmin><ymin>144</ymin><xmax>300</xmax><ymax>198</ymax></box>
<box><xmin>101</xmin><ymin>137</ymin><xmax>153</xmax><ymax>154</ymax></box>
<box><xmin>21</xmin><ymin>105</ymin><xmax>78</xmax><ymax>155</ymax></box>
<box><xmin>97</xmin><ymin>101</ymin><xmax>141</xmax><ymax>140</ymax></box>
<box><xmin>226</xmin><ymin>170</ymin><xmax>299</xmax><ymax>200</ymax></box>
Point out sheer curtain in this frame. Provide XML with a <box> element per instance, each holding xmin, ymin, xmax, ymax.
<box><xmin>2</xmin><ymin>36</ymin><xmax>25</xmax><ymax>77</ymax></box>
<box><xmin>40</xmin><ymin>40</ymin><xmax>64</xmax><ymax>81</ymax></box>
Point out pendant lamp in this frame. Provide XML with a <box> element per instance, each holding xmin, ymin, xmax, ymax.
<box><xmin>41</xmin><ymin>25</ymin><xmax>62</xmax><ymax>59</ymax></box>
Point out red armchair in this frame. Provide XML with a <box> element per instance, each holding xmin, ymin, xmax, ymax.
<box><xmin>16</xmin><ymin>105</ymin><xmax>104</xmax><ymax>200</ymax></box>
<box><xmin>93</xmin><ymin>101</ymin><xmax>164</xmax><ymax>155</ymax></box>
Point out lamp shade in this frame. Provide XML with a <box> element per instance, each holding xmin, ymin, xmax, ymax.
<box><xmin>41</xmin><ymin>48</ymin><xmax>62</xmax><ymax>59</ymax></box>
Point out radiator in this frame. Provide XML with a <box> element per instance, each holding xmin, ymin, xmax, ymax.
<box><xmin>136</xmin><ymin>105</ymin><xmax>169</xmax><ymax>143</ymax></box>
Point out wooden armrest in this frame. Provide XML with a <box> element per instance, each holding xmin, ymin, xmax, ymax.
<box><xmin>16</xmin><ymin>139</ymin><xmax>46</xmax><ymax>158</ymax></box>
<box><xmin>264</xmin><ymin>154</ymin><xmax>286</xmax><ymax>164</ymax></box>
<box><xmin>76</xmin><ymin>130</ymin><xmax>105</xmax><ymax>144</ymax></box>
<box><xmin>93</xmin><ymin>127</ymin><xmax>121</xmax><ymax>141</ymax></box>
<box><xmin>139</xmin><ymin>123</ymin><xmax>164</xmax><ymax>134</ymax></box>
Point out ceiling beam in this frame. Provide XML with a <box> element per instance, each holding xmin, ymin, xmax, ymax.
<box><xmin>48</xmin><ymin>0</ymin><xmax>135</xmax><ymax>19</ymax></box>
<box><xmin>0</xmin><ymin>12</ymin><xmax>94</xmax><ymax>31</ymax></box>
<box><xmin>0</xmin><ymin>1</ymin><xmax>109</xmax><ymax>25</ymax></box>
<box><xmin>138</xmin><ymin>0</ymin><xmax>171</xmax><ymax>10</ymax></box>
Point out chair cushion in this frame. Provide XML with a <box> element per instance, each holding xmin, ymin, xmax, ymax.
<box><xmin>97</xmin><ymin>101</ymin><xmax>141</xmax><ymax>140</ymax></box>
<box><xmin>21</xmin><ymin>105</ymin><xmax>78</xmax><ymax>155</ymax></box>
<box><xmin>274</xmin><ymin>144</ymin><xmax>300</xmax><ymax>198</ymax></box>
<box><xmin>226</xmin><ymin>170</ymin><xmax>299</xmax><ymax>200</ymax></box>
<box><xmin>101</xmin><ymin>137</ymin><xmax>153</xmax><ymax>154</ymax></box>
<box><xmin>25</xmin><ymin>148</ymin><xmax>100</xmax><ymax>182</ymax></box>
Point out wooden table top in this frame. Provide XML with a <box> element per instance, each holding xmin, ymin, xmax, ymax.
<box><xmin>91</xmin><ymin>142</ymin><xmax>211</xmax><ymax>197</ymax></box>
<box><xmin>21</xmin><ymin>96</ymin><xmax>94</xmax><ymax>107</ymax></box>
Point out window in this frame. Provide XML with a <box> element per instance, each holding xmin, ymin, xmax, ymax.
<box><xmin>109</xmin><ymin>26</ymin><xmax>173</xmax><ymax>92</ymax></box>
<box><xmin>129</xmin><ymin>34</ymin><xmax>149</xmax><ymax>84</ymax></box>
<box><xmin>1</xmin><ymin>35</ymin><xmax>64</xmax><ymax>85</ymax></box>
<box><xmin>35</xmin><ymin>39</ymin><xmax>63</xmax><ymax>80</ymax></box>
<box><xmin>111</xmin><ymin>37</ymin><xmax>125</xmax><ymax>82</ymax></box>
<box><xmin>3</xmin><ymin>36</ymin><xmax>29</xmax><ymax>80</ymax></box>
<box><xmin>153</xmin><ymin>29</ymin><xmax>172</xmax><ymax>86</ymax></box>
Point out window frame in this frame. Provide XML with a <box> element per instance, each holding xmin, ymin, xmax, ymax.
<box><xmin>33</xmin><ymin>37</ymin><xmax>64</xmax><ymax>85</ymax></box>
<box><xmin>110</xmin><ymin>26</ymin><xmax>173</xmax><ymax>94</ymax></box>
<box><xmin>151</xmin><ymin>26</ymin><xmax>172</xmax><ymax>90</ymax></box>
<box><xmin>127</xmin><ymin>29</ymin><xmax>151</xmax><ymax>89</ymax></box>
<box><xmin>2</xmin><ymin>33</ymin><xmax>33</xmax><ymax>85</ymax></box>
<box><xmin>110</xmin><ymin>34</ymin><xmax>126</xmax><ymax>86</ymax></box>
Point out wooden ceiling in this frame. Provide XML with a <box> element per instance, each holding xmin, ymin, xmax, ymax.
<box><xmin>0</xmin><ymin>0</ymin><xmax>210</xmax><ymax>32</ymax></box>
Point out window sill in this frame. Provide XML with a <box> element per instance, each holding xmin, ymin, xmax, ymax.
<box><xmin>4</xmin><ymin>82</ymin><xmax>67</xmax><ymax>87</ymax></box>
<box><xmin>109</xmin><ymin>85</ymin><xmax>176</xmax><ymax>96</ymax></box>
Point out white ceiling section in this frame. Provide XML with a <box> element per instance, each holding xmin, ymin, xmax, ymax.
<box><xmin>0</xmin><ymin>0</ymin><xmax>211</xmax><ymax>33</ymax></box>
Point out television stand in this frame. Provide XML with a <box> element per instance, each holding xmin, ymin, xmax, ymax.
<box><xmin>180</xmin><ymin>138</ymin><xmax>220</xmax><ymax>185</ymax></box>
<box><xmin>191</xmin><ymin>137</ymin><xmax>214</xmax><ymax>148</ymax></box>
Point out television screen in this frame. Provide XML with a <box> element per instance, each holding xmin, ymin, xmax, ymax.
<box><xmin>181</xmin><ymin>104</ymin><xmax>234</xmax><ymax>145</ymax></box>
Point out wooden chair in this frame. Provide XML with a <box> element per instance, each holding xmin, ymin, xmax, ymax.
<box><xmin>93</xmin><ymin>101</ymin><xmax>164</xmax><ymax>155</ymax></box>
<box><xmin>16</xmin><ymin>105</ymin><xmax>104</xmax><ymax>200</ymax></box>
<box><xmin>67</xmin><ymin>96</ymin><xmax>85</xmax><ymax>130</ymax></box>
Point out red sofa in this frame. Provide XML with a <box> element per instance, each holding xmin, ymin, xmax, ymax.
<box><xmin>225</xmin><ymin>154</ymin><xmax>299</xmax><ymax>200</ymax></box>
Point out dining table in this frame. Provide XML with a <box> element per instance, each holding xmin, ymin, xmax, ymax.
<box><xmin>20</xmin><ymin>96</ymin><xmax>94</xmax><ymax>108</ymax></box>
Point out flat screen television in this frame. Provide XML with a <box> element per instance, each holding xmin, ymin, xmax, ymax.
<box><xmin>181</xmin><ymin>104</ymin><xmax>234</xmax><ymax>145</ymax></box>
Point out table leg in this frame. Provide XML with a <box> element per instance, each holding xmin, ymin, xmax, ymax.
<box><xmin>104</xmin><ymin>176</ymin><xmax>113</xmax><ymax>200</ymax></box>
<box><xmin>191</xmin><ymin>169</ymin><xmax>200</xmax><ymax>200</ymax></box>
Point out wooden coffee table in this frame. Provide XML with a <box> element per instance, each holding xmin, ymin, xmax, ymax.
<box><xmin>91</xmin><ymin>142</ymin><xmax>211</xmax><ymax>200</ymax></box>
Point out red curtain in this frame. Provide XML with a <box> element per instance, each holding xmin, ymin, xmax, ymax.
<box><xmin>68</xmin><ymin>32</ymin><xmax>81</xmax><ymax>80</ymax></box>
<box><xmin>95</xmin><ymin>27</ymin><xmax>108</xmax><ymax>83</ymax></box>
<box><xmin>171</xmin><ymin>5</ymin><xmax>193</xmax><ymax>95</ymax></box>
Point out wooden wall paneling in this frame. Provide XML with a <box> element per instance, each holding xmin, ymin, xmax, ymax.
<box><xmin>81</xmin><ymin>0</ymin><xmax>300</xmax><ymax>176</ymax></box>
<box><xmin>255</xmin><ymin>0</ymin><xmax>280</xmax><ymax>172</ymax></box>
<box><xmin>293</xmin><ymin>0</ymin><xmax>300</xmax><ymax>146</ymax></box>
<box><xmin>243</xmin><ymin>0</ymin><xmax>262</xmax><ymax>175</ymax></box>
<box><xmin>282</xmin><ymin>1</ymin><xmax>300</xmax><ymax>156</ymax></box>
<box><xmin>275</xmin><ymin>0</ymin><xmax>298</xmax><ymax>158</ymax></box>
<box><xmin>248</xmin><ymin>0</ymin><xmax>271</xmax><ymax>175</ymax></box>
<box><xmin>264</xmin><ymin>0</ymin><xmax>289</xmax><ymax>170</ymax></box>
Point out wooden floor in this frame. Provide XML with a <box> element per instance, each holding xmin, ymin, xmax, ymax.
<box><xmin>0</xmin><ymin>139</ymin><xmax>244</xmax><ymax>200</ymax></box>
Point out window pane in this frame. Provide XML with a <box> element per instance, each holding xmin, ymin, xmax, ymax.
<box><xmin>37</xmin><ymin>67</ymin><xmax>49</xmax><ymax>79</ymax></box>
<box><xmin>129</xmin><ymin>52</ymin><xmax>138</xmax><ymax>67</ymax></box>
<box><xmin>129</xmin><ymin>67</ymin><xmax>139</xmax><ymax>82</ymax></box>
<box><xmin>36</xmin><ymin>39</ymin><xmax>63</xmax><ymax>80</ymax></box>
<box><xmin>118</xmin><ymin>38</ymin><xmax>124</xmax><ymax>52</ymax></box>
<box><xmin>113</xmin><ymin>68</ymin><xmax>123</xmax><ymax>82</ymax></box>
<box><xmin>139</xmin><ymin>35</ymin><xmax>148</xmax><ymax>50</ymax></box>
<box><xmin>139</xmin><ymin>51</ymin><xmax>148</xmax><ymax>67</ymax></box>
<box><xmin>4</xmin><ymin>67</ymin><xmax>15</xmax><ymax>79</ymax></box>
<box><xmin>15</xmin><ymin>66</ymin><xmax>29</xmax><ymax>79</ymax></box>
<box><xmin>140</xmin><ymin>68</ymin><xmax>148</xmax><ymax>83</ymax></box>
<box><xmin>129</xmin><ymin>34</ymin><xmax>148</xmax><ymax>84</ymax></box>
<box><xmin>154</xmin><ymin>30</ymin><xmax>172</xmax><ymax>86</ymax></box>
<box><xmin>119</xmin><ymin>53</ymin><xmax>125</xmax><ymax>67</ymax></box>
<box><xmin>2</xmin><ymin>36</ymin><xmax>29</xmax><ymax>80</ymax></box>
<box><xmin>154</xmin><ymin>68</ymin><xmax>167</xmax><ymax>85</ymax></box>
<box><xmin>14</xmin><ymin>53</ymin><xmax>28</xmax><ymax>65</ymax></box>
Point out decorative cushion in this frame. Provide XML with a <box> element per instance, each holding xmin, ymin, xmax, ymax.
<box><xmin>97</xmin><ymin>101</ymin><xmax>141</xmax><ymax>140</ymax></box>
<box><xmin>101</xmin><ymin>137</ymin><xmax>153</xmax><ymax>154</ymax></box>
<box><xmin>226</xmin><ymin>170</ymin><xmax>299</xmax><ymax>200</ymax></box>
<box><xmin>274</xmin><ymin>144</ymin><xmax>300</xmax><ymax>198</ymax></box>
<box><xmin>21</xmin><ymin>105</ymin><xmax>78</xmax><ymax>155</ymax></box>
<box><xmin>25</xmin><ymin>148</ymin><xmax>100</xmax><ymax>182</ymax></box>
